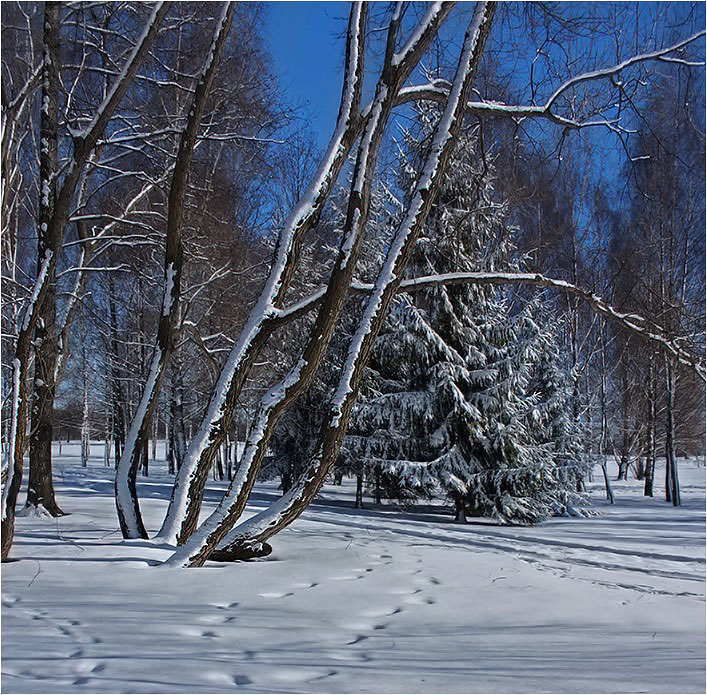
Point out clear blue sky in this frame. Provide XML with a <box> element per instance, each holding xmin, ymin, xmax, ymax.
<box><xmin>264</xmin><ymin>2</ymin><xmax>349</xmax><ymax>150</ymax></box>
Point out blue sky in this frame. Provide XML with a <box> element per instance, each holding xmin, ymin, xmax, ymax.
<box><xmin>264</xmin><ymin>2</ymin><xmax>349</xmax><ymax>149</ymax></box>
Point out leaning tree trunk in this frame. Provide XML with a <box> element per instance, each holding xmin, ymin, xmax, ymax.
<box><xmin>167</xmin><ymin>1</ymin><xmax>496</xmax><ymax>567</ymax></box>
<box><xmin>155</xmin><ymin>1</ymin><xmax>370</xmax><ymax>544</ymax></box>
<box><xmin>159</xmin><ymin>2</ymin><xmax>374</xmax><ymax>541</ymax></box>
<box><xmin>166</xmin><ymin>2</ymin><xmax>458</xmax><ymax>556</ymax></box>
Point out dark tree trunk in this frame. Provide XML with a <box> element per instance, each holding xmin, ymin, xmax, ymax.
<box><xmin>374</xmin><ymin>469</ymin><xmax>381</xmax><ymax>504</ymax></box>
<box><xmin>115</xmin><ymin>3</ymin><xmax>237</xmax><ymax>540</ymax></box>
<box><xmin>354</xmin><ymin>471</ymin><xmax>364</xmax><ymax>509</ymax></box>
<box><xmin>644</xmin><ymin>358</ymin><xmax>656</xmax><ymax>496</ymax></box>
<box><xmin>453</xmin><ymin>494</ymin><xmax>467</xmax><ymax>523</ymax></box>
<box><xmin>141</xmin><ymin>437</ymin><xmax>149</xmax><ymax>477</ymax></box>
<box><xmin>109</xmin><ymin>284</ymin><xmax>125</xmax><ymax>465</ymax></box>
<box><xmin>215</xmin><ymin>451</ymin><xmax>224</xmax><ymax>482</ymax></box>
<box><xmin>25</xmin><ymin>2</ymin><xmax>62</xmax><ymax>518</ymax></box>
<box><xmin>168</xmin><ymin>375</ymin><xmax>186</xmax><ymax>473</ymax></box>
<box><xmin>225</xmin><ymin>436</ymin><xmax>233</xmax><ymax>482</ymax></box>
<box><xmin>665</xmin><ymin>363</ymin><xmax>680</xmax><ymax>506</ymax></box>
<box><xmin>27</xmin><ymin>278</ymin><xmax>63</xmax><ymax>516</ymax></box>
<box><xmin>599</xmin><ymin>323</ymin><xmax>615</xmax><ymax>504</ymax></box>
<box><xmin>616</xmin><ymin>371</ymin><xmax>630</xmax><ymax>481</ymax></box>
<box><xmin>3</xmin><ymin>0</ymin><xmax>168</xmax><ymax>561</ymax></box>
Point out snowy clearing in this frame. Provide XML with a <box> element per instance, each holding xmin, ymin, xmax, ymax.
<box><xmin>1</xmin><ymin>445</ymin><xmax>705</xmax><ymax>694</ymax></box>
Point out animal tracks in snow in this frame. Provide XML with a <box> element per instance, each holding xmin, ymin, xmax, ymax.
<box><xmin>5</xmin><ymin>599</ymin><xmax>101</xmax><ymax>648</ymax></box>
<box><xmin>258</xmin><ymin>590</ymin><xmax>294</xmax><ymax>599</ymax></box>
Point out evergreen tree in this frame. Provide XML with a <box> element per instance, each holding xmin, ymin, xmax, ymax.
<box><xmin>343</xmin><ymin>125</ymin><xmax>585</xmax><ymax>524</ymax></box>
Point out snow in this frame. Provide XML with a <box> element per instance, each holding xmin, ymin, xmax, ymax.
<box><xmin>162</xmin><ymin>263</ymin><xmax>175</xmax><ymax>316</ymax></box>
<box><xmin>391</xmin><ymin>3</ymin><xmax>446</xmax><ymax>67</ymax></box>
<box><xmin>2</xmin><ymin>445</ymin><xmax>705</xmax><ymax>694</ymax></box>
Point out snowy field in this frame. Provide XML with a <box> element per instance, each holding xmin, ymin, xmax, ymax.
<box><xmin>1</xmin><ymin>444</ymin><xmax>705</xmax><ymax>694</ymax></box>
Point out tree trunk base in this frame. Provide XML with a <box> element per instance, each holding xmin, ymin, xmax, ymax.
<box><xmin>20</xmin><ymin>501</ymin><xmax>66</xmax><ymax>518</ymax></box>
<box><xmin>1</xmin><ymin>516</ymin><xmax>16</xmax><ymax>562</ymax></box>
<box><xmin>208</xmin><ymin>541</ymin><xmax>272</xmax><ymax>562</ymax></box>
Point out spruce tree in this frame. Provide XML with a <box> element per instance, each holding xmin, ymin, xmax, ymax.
<box><xmin>343</xmin><ymin>125</ymin><xmax>585</xmax><ymax>524</ymax></box>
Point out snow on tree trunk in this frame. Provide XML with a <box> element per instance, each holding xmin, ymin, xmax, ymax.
<box><xmin>156</xmin><ymin>2</ymin><xmax>369</xmax><ymax>544</ymax></box>
<box><xmin>25</xmin><ymin>2</ymin><xmax>62</xmax><ymax>518</ymax></box>
<box><xmin>115</xmin><ymin>2</ymin><xmax>235</xmax><ymax>539</ymax></box>
<box><xmin>81</xmin><ymin>367</ymin><xmax>89</xmax><ymax>468</ymax></box>
<box><xmin>166</xmin><ymin>1</ymin><xmax>496</xmax><ymax>568</ymax></box>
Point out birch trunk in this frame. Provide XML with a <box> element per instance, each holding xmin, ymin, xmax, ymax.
<box><xmin>599</xmin><ymin>323</ymin><xmax>615</xmax><ymax>504</ymax></box>
<box><xmin>80</xmin><ymin>365</ymin><xmax>89</xmax><ymax>467</ymax></box>
<box><xmin>644</xmin><ymin>359</ymin><xmax>656</xmax><ymax>497</ymax></box>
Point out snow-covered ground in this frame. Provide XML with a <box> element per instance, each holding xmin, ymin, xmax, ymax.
<box><xmin>2</xmin><ymin>444</ymin><xmax>705</xmax><ymax>694</ymax></box>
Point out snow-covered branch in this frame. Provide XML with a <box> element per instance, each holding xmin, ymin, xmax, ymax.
<box><xmin>273</xmin><ymin>271</ymin><xmax>705</xmax><ymax>381</ymax></box>
<box><xmin>395</xmin><ymin>29</ymin><xmax>706</xmax><ymax>132</ymax></box>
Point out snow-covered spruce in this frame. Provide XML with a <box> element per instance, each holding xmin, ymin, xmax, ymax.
<box><xmin>342</xmin><ymin>124</ymin><xmax>586</xmax><ymax>524</ymax></box>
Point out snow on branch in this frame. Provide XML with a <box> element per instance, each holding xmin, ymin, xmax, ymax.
<box><xmin>74</xmin><ymin>2</ymin><xmax>170</xmax><ymax>149</ymax></box>
<box><xmin>2</xmin><ymin>62</ymin><xmax>42</xmax><ymax>126</ymax></box>
<box><xmin>396</xmin><ymin>29</ymin><xmax>706</xmax><ymax>131</ymax></box>
<box><xmin>274</xmin><ymin>271</ymin><xmax>705</xmax><ymax>381</ymax></box>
